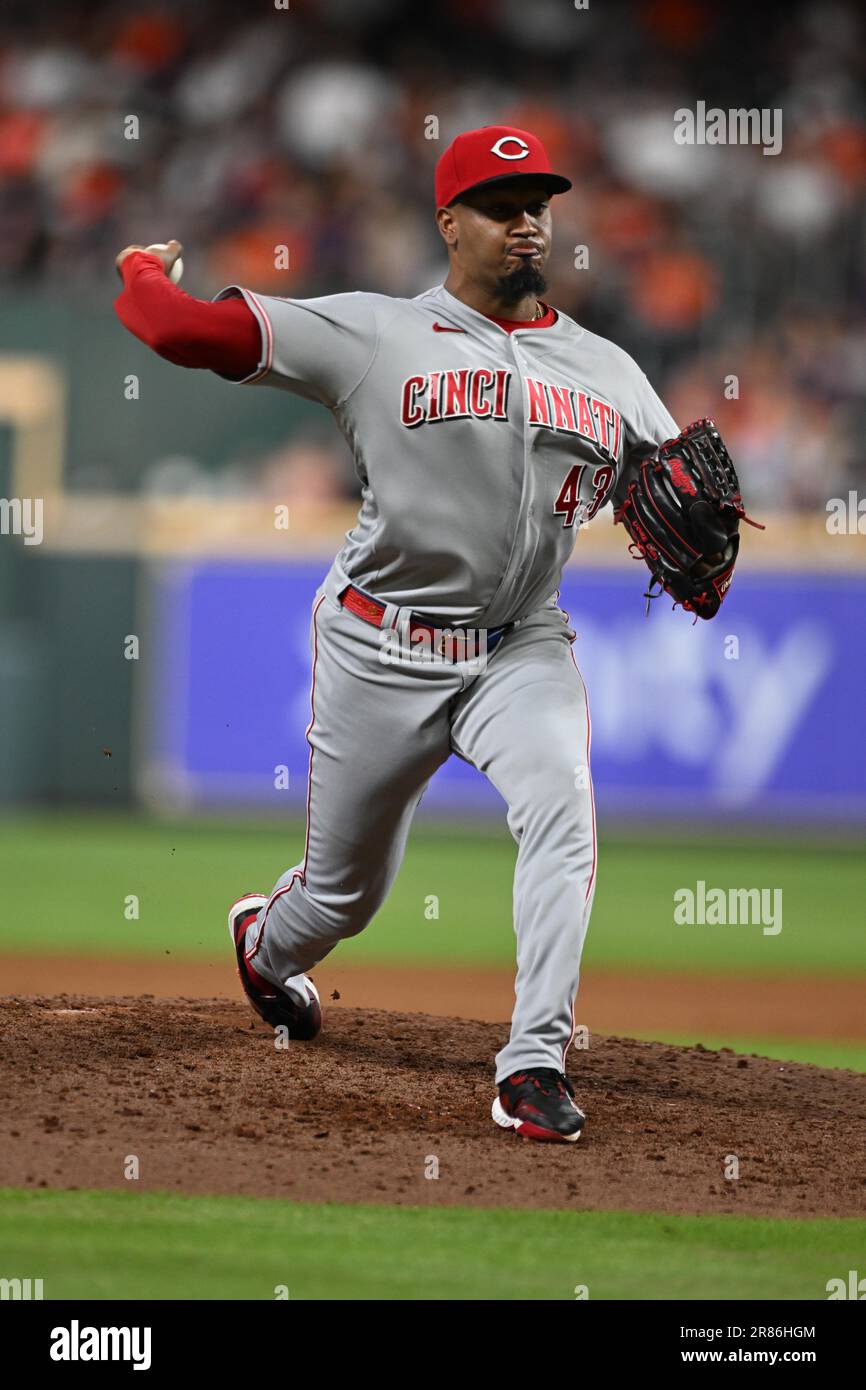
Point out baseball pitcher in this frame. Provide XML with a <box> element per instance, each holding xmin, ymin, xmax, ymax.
<box><xmin>115</xmin><ymin>126</ymin><xmax>753</xmax><ymax>1143</ymax></box>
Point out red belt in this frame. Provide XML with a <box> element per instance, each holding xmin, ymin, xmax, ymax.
<box><xmin>339</xmin><ymin>584</ymin><xmax>510</xmax><ymax>662</ymax></box>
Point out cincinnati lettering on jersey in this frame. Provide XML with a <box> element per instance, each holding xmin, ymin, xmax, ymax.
<box><xmin>524</xmin><ymin>376</ymin><xmax>622</xmax><ymax>460</ymax></box>
<box><xmin>401</xmin><ymin>368</ymin><xmax>511</xmax><ymax>427</ymax></box>
<box><xmin>399</xmin><ymin>369</ymin><xmax>622</xmax><ymax>460</ymax></box>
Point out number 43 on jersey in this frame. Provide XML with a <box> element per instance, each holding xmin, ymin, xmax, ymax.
<box><xmin>554</xmin><ymin>463</ymin><xmax>615</xmax><ymax>528</ymax></box>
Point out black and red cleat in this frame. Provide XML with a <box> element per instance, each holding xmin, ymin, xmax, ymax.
<box><xmin>492</xmin><ymin>1068</ymin><xmax>585</xmax><ymax>1143</ymax></box>
<box><xmin>228</xmin><ymin>893</ymin><xmax>322</xmax><ymax>1040</ymax></box>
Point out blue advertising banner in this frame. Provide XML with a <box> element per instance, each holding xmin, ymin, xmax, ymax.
<box><xmin>140</xmin><ymin>561</ymin><xmax>866</xmax><ymax>824</ymax></box>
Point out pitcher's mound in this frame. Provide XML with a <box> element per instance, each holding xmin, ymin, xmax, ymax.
<box><xmin>1</xmin><ymin>996</ymin><xmax>863</xmax><ymax>1218</ymax></box>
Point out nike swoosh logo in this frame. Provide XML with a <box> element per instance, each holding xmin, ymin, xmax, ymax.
<box><xmin>432</xmin><ymin>322</ymin><xmax>466</xmax><ymax>333</ymax></box>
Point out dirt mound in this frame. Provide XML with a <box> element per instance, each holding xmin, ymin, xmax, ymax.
<box><xmin>4</xmin><ymin>956</ymin><xmax>865</xmax><ymax>1042</ymax></box>
<box><xmin>1</xmin><ymin>996</ymin><xmax>864</xmax><ymax>1218</ymax></box>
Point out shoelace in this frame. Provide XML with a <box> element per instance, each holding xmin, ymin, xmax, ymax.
<box><xmin>510</xmin><ymin>1068</ymin><xmax>574</xmax><ymax>1098</ymax></box>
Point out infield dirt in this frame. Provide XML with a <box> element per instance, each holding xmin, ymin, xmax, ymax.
<box><xmin>1</xmin><ymin>996</ymin><xmax>864</xmax><ymax>1219</ymax></box>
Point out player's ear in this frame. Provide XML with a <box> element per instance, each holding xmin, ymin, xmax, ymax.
<box><xmin>435</xmin><ymin>205</ymin><xmax>459</xmax><ymax>248</ymax></box>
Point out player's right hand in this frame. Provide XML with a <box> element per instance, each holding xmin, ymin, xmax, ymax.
<box><xmin>115</xmin><ymin>239</ymin><xmax>183</xmax><ymax>280</ymax></box>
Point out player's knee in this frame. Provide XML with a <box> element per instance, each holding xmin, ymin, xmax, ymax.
<box><xmin>334</xmin><ymin>910</ymin><xmax>371</xmax><ymax>940</ymax></box>
<box><xmin>509</xmin><ymin>766</ymin><xmax>593</xmax><ymax>840</ymax></box>
<box><xmin>321</xmin><ymin>884</ymin><xmax>388</xmax><ymax>939</ymax></box>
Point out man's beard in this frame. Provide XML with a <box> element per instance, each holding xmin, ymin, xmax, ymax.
<box><xmin>494</xmin><ymin>260</ymin><xmax>547</xmax><ymax>306</ymax></box>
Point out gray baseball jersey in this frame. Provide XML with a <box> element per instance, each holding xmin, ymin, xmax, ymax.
<box><xmin>215</xmin><ymin>282</ymin><xmax>677</xmax><ymax>626</ymax></box>
<box><xmin>218</xmin><ymin>280</ymin><xmax>678</xmax><ymax>1090</ymax></box>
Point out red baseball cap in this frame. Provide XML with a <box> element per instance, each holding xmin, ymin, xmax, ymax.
<box><xmin>435</xmin><ymin>125</ymin><xmax>572</xmax><ymax>208</ymax></box>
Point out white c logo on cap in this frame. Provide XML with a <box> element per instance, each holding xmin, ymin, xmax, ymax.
<box><xmin>490</xmin><ymin>136</ymin><xmax>530</xmax><ymax>161</ymax></box>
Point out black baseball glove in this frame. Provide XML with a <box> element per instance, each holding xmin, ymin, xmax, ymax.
<box><xmin>613</xmin><ymin>418</ymin><xmax>763</xmax><ymax>619</ymax></box>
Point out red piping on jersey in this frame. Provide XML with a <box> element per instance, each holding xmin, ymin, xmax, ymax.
<box><xmin>249</xmin><ymin>592</ymin><xmax>326</xmax><ymax>963</ymax></box>
<box><xmin>578</xmin><ymin>656</ymin><xmax>597</xmax><ymax>906</ymax></box>
<box><xmin>557</xmin><ymin>591</ymin><xmax>597</xmax><ymax>911</ymax></box>
<box><xmin>551</xmin><ymin>585</ymin><xmax>598</xmax><ymax>1074</ymax></box>
<box><xmin>242</xmin><ymin>288</ymin><xmax>275</xmax><ymax>381</ymax></box>
<box><xmin>561</xmin><ymin>641</ymin><xmax>597</xmax><ymax>1071</ymax></box>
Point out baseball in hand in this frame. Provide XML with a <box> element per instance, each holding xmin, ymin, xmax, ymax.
<box><xmin>146</xmin><ymin>243</ymin><xmax>184</xmax><ymax>283</ymax></box>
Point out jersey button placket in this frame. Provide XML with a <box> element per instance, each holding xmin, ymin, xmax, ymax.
<box><xmin>510</xmin><ymin>337</ymin><xmax>536</xmax><ymax>592</ymax></box>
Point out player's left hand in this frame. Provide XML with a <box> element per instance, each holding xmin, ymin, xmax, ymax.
<box><xmin>613</xmin><ymin>418</ymin><xmax>764</xmax><ymax>619</ymax></box>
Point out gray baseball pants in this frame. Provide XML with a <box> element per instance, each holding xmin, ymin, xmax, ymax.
<box><xmin>243</xmin><ymin>567</ymin><xmax>597</xmax><ymax>1083</ymax></box>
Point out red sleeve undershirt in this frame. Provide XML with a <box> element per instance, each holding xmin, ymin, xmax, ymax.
<box><xmin>113</xmin><ymin>251</ymin><xmax>558</xmax><ymax>379</ymax></box>
<box><xmin>113</xmin><ymin>251</ymin><xmax>262</xmax><ymax>379</ymax></box>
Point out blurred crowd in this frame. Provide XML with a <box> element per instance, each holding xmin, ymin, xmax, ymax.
<box><xmin>1</xmin><ymin>0</ymin><xmax>864</xmax><ymax>511</ymax></box>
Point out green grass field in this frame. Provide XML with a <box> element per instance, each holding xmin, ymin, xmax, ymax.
<box><xmin>1</xmin><ymin>1189</ymin><xmax>860</xmax><ymax>1301</ymax></box>
<box><xmin>2</xmin><ymin>816</ymin><xmax>863</xmax><ymax>1301</ymax></box>
<box><xmin>1</xmin><ymin>813</ymin><xmax>864</xmax><ymax>975</ymax></box>
<box><xmin>638</xmin><ymin>1036</ymin><xmax>866</xmax><ymax>1073</ymax></box>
